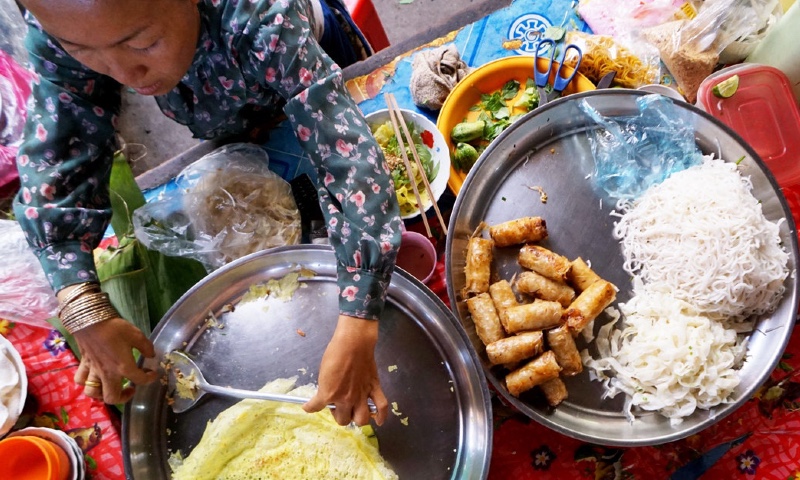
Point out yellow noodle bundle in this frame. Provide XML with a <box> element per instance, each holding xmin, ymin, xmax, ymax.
<box><xmin>564</xmin><ymin>31</ymin><xmax>659</xmax><ymax>88</ymax></box>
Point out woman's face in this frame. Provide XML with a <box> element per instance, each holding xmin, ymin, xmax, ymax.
<box><xmin>25</xmin><ymin>0</ymin><xmax>201</xmax><ymax>96</ymax></box>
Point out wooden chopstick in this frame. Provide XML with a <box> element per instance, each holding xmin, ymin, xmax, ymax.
<box><xmin>385</xmin><ymin>93</ymin><xmax>447</xmax><ymax>235</ymax></box>
<box><xmin>383</xmin><ymin>93</ymin><xmax>432</xmax><ymax>237</ymax></box>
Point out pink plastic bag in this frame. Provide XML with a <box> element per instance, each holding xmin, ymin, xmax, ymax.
<box><xmin>0</xmin><ymin>220</ymin><xmax>59</xmax><ymax>328</ymax></box>
<box><xmin>578</xmin><ymin>0</ymin><xmax>687</xmax><ymax>37</ymax></box>
<box><xmin>0</xmin><ymin>50</ymin><xmax>35</xmax><ymax>198</ymax></box>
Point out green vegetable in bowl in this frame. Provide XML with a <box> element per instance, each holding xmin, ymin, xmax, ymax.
<box><xmin>514</xmin><ymin>79</ymin><xmax>540</xmax><ymax>111</ymax></box>
<box><xmin>450</xmin><ymin>120</ymin><xmax>486</xmax><ymax>143</ymax></box>
<box><xmin>370</xmin><ymin>120</ymin><xmax>439</xmax><ymax>217</ymax></box>
<box><xmin>452</xmin><ymin>142</ymin><xmax>479</xmax><ymax>172</ymax></box>
<box><xmin>450</xmin><ymin>78</ymin><xmax>540</xmax><ymax>173</ymax></box>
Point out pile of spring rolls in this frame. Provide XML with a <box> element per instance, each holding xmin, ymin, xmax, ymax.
<box><xmin>463</xmin><ymin>216</ymin><xmax>617</xmax><ymax>406</ymax></box>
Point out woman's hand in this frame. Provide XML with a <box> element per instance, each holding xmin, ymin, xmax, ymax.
<box><xmin>72</xmin><ymin>317</ymin><xmax>159</xmax><ymax>404</ymax></box>
<box><xmin>303</xmin><ymin>315</ymin><xmax>389</xmax><ymax>426</ymax></box>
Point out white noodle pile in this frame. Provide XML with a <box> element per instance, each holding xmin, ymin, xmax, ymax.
<box><xmin>613</xmin><ymin>157</ymin><xmax>789</xmax><ymax>321</ymax></box>
<box><xmin>582</xmin><ymin>293</ymin><xmax>746</xmax><ymax>425</ymax></box>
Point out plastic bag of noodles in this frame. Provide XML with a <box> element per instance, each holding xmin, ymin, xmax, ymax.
<box><xmin>133</xmin><ymin>143</ymin><xmax>301</xmax><ymax>271</ymax></box>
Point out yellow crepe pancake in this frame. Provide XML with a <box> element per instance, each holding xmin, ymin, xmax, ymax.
<box><xmin>170</xmin><ymin>377</ymin><xmax>398</xmax><ymax>480</ymax></box>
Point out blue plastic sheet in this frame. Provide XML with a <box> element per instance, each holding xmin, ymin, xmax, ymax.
<box><xmin>579</xmin><ymin>94</ymin><xmax>703</xmax><ymax>200</ymax></box>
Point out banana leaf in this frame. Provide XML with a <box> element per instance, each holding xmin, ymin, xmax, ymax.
<box><xmin>96</xmin><ymin>239</ymin><xmax>150</xmax><ymax>335</ymax></box>
<box><xmin>98</xmin><ymin>150</ymin><xmax>207</xmax><ymax>332</ymax></box>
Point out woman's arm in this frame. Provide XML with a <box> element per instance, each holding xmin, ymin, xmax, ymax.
<box><xmin>230</xmin><ymin>0</ymin><xmax>402</xmax><ymax>424</ymax></box>
<box><xmin>232</xmin><ymin>0</ymin><xmax>403</xmax><ymax>320</ymax></box>
<box><xmin>13</xmin><ymin>15</ymin><xmax>120</xmax><ymax>291</ymax></box>
<box><xmin>14</xmin><ymin>16</ymin><xmax>157</xmax><ymax>403</ymax></box>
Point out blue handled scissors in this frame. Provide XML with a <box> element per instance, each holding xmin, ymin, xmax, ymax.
<box><xmin>534</xmin><ymin>39</ymin><xmax>583</xmax><ymax>106</ymax></box>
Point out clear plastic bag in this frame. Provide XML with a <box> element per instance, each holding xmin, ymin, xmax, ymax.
<box><xmin>133</xmin><ymin>143</ymin><xmax>302</xmax><ymax>270</ymax></box>
<box><xmin>577</xmin><ymin>0</ymin><xmax>688</xmax><ymax>37</ymax></box>
<box><xmin>579</xmin><ymin>94</ymin><xmax>704</xmax><ymax>200</ymax></box>
<box><xmin>0</xmin><ymin>220</ymin><xmax>59</xmax><ymax>328</ymax></box>
<box><xmin>0</xmin><ymin>0</ymin><xmax>28</xmax><ymax>63</ymax></box>
<box><xmin>0</xmin><ymin>50</ymin><xmax>35</xmax><ymax>196</ymax></box>
<box><xmin>642</xmin><ymin>0</ymin><xmax>779</xmax><ymax>101</ymax></box>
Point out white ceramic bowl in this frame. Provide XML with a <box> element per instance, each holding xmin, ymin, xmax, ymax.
<box><xmin>365</xmin><ymin>108</ymin><xmax>450</xmax><ymax>220</ymax></box>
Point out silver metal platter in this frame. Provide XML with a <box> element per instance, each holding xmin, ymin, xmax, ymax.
<box><xmin>124</xmin><ymin>245</ymin><xmax>492</xmax><ymax>479</ymax></box>
<box><xmin>445</xmin><ymin>90</ymin><xmax>799</xmax><ymax>446</ymax></box>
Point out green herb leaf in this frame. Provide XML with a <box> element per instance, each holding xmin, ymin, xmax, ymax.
<box><xmin>501</xmin><ymin>80</ymin><xmax>520</xmax><ymax>100</ymax></box>
<box><xmin>494</xmin><ymin>106</ymin><xmax>510</xmax><ymax>120</ymax></box>
<box><xmin>481</xmin><ymin>92</ymin><xmax>506</xmax><ymax>115</ymax></box>
<box><xmin>544</xmin><ymin>26</ymin><xmax>566</xmax><ymax>41</ymax></box>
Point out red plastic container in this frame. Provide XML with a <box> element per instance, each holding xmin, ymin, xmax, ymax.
<box><xmin>697</xmin><ymin>64</ymin><xmax>800</xmax><ymax>188</ymax></box>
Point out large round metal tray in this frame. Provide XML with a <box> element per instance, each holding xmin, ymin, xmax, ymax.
<box><xmin>124</xmin><ymin>245</ymin><xmax>491</xmax><ymax>478</ymax></box>
<box><xmin>445</xmin><ymin>90</ymin><xmax>799</xmax><ymax>446</ymax></box>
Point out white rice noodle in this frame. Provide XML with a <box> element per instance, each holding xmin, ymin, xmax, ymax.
<box><xmin>582</xmin><ymin>292</ymin><xmax>745</xmax><ymax>425</ymax></box>
<box><xmin>613</xmin><ymin>157</ymin><xmax>789</xmax><ymax>321</ymax></box>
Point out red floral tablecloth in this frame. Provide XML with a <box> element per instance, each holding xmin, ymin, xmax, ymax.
<box><xmin>5</xmin><ymin>207</ymin><xmax>799</xmax><ymax>480</ymax></box>
<box><xmin>2</xmin><ymin>321</ymin><xmax>125</xmax><ymax>480</ymax></box>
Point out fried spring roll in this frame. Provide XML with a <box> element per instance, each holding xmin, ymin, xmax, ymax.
<box><xmin>518</xmin><ymin>245</ymin><xmax>571</xmax><ymax>282</ymax></box>
<box><xmin>486</xmin><ymin>331</ymin><xmax>544</xmax><ymax>365</ymax></box>
<box><xmin>540</xmin><ymin>377</ymin><xmax>568</xmax><ymax>407</ymax></box>
<box><xmin>506</xmin><ymin>350</ymin><xmax>561</xmax><ymax>397</ymax></box>
<box><xmin>546</xmin><ymin>326</ymin><xmax>583</xmax><ymax>376</ymax></box>
<box><xmin>564</xmin><ymin>280</ymin><xmax>617</xmax><ymax>336</ymax></box>
<box><xmin>489</xmin><ymin>216</ymin><xmax>548</xmax><ymax>247</ymax></box>
<box><xmin>566</xmin><ymin>257</ymin><xmax>602</xmax><ymax>292</ymax></box>
<box><xmin>516</xmin><ymin>271</ymin><xmax>575</xmax><ymax>307</ymax></box>
<box><xmin>500</xmin><ymin>299</ymin><xmax>563</xmax><ymax>334</ymax></box>
<box><xmin>466</xmin><ymin>293</ymin><xmax>505</xmax><ymax>346</ymax></box>
<box><xmin>464</xmin><ymin>237</ymin><xmax>494</xmax><ymax>296</ymax></box>
<box><xmin>489</xmin><ymin>280</ymin><xmax>519</xmax><ymax>313</ymax></box>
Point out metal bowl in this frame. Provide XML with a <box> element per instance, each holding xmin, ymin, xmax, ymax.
<box><xmin>445</xmin><ymin>89</ymin><xmax>799</xmax><ymax>446</ymax></box>
<box><xmin>124</xmin><ymin>245</ymin><xmax>491</xmax><ymax>479</ymax></box>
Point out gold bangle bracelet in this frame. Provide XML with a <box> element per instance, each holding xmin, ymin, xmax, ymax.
<box><xmin>59</xmin><ymin>291</ymin><xmax>120</xmax><ymax>334</ymax></box>
<box><xmin>62</xmin><ymin>301</ymin><xmax>114</xmax><ymax>324</ymax></box>
<box><xmin>58</xmin><ymin>282</ymin><xmax>97</xmax><ymax>306</ymax></box>
<box><xmin>61</xmin><ymin>291</ymin><xmax>110</xmax><ymax>313</ymax></box>
<box><xmin>62</xmin><ymin>304</ymin><xmax>119</xmax><ymax>334</ymax></box>
<box><xmin>60</xmin><ymin>297</ymin><xmax>111</xmax><ymax>324</ymax></box>
<box><xmin>60</xmin><ymin>295</ymin><xmax>113</xmax><ymax>323</ymax></box>
<box><xmin>56</xmin><ymin>282</ymin><xmax>100</xmax><ymax>317</ymax></box>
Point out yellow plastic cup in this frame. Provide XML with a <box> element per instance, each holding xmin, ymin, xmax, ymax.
<box><xmin>0</xmin><ymin>435</ymin><xmax>71</xmax><ymax>480</ymax></box>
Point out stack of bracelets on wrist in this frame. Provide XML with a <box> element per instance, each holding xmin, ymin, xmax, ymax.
<box><xmin>57</xmin><ymin>282</ymin><xmax>120</xmax><ymax>334</ymax></box>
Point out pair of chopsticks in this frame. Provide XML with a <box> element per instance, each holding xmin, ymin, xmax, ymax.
<box><xmin>382</xmin><ymin>93</ymin><xmax>446</xmax><ymax>238</ymax></box>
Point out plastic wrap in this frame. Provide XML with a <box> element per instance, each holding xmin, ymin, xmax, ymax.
<box><xmin>577</xmin><ymin>0</ymin><xmax>689</xmax><ymax>37</ymax></box>
<box><xmin>579</xmin><ymin>94</ymin><xmax>703</xmax><ymax>200</ymax></box>
<box><xmin>0</xmin><ymin>0</ymin><xmax>27</xmax><ymax>63</ymax></box>
<box><xmin>642</xmin><ymin>0</ymin><xmax>779</xmax><ymax>101</ymax></box>
<box><xmin>0</xmin><ymin>50</ymin><xmax>35</xmax><ymax>197</ymax></box>
<box><xmin>133</xmin><ymin>143</ymin><xmax>302</xmax><ymax>270</ymax></box>
<box><xmin>0</xmin><ymin>220</ymin><xmax>59</xmax><ymax>328</ymax></box>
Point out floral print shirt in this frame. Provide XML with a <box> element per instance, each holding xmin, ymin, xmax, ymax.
<box><xmin>14</xmin><ymin>0</ymin><xmax>402</xmax><ymax>320</ymax></box>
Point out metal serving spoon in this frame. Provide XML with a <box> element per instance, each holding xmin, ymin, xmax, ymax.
<box><xmin>165</xmin><ymin>350</ymin><xmax>377</xmax><ymax>415</ymax></box>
